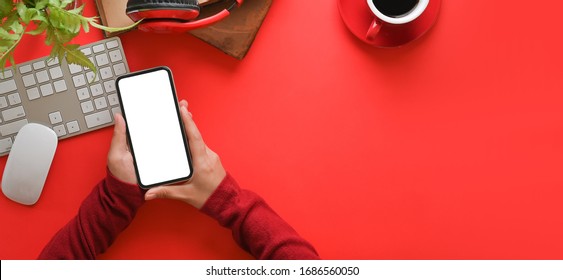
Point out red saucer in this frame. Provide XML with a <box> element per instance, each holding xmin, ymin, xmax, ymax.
<box><xmin>338</xmin><ymin>0</ymin><xmax>441</xmax><ymax>47</ymax></box>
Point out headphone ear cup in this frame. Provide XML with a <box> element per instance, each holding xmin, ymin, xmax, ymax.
<box><xmin>127</xmin><ymin>0</ymin><xmax>200</xmax><ymax>21</ymax></box>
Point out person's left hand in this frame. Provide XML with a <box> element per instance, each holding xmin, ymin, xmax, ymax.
<box><xmin>107</xmin><ymin>113</ymin><xmax>137</xmax><ymax>185</ymax></box>
<box><xmin>143</xmin><ymin>100</ymin><xmax>227</xmax><ymax>209</ymax></box>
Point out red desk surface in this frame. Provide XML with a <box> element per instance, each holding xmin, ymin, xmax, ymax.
<box><xmin>1</xmin><ymin>0</ymin><xmax>563</xmax><ymax>259</ymax></box>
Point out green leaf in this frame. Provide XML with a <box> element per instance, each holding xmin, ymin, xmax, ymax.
<box><xmin>8</xmin><ymin>55</ymin><xmax>14</xmax><ymax>68</ymax></box>
<box><xmin>22</xmin><ymin>8</ymin><xmax>46</xmax><ymax>24</ymax></box>
<box><xmin>0</xmin><ymin>29</ymin><xmax>19</xmax><ymax>41</ymax></box>
<box><xmin>0</xmin><ymin>0</ymin><xmax>14</xmax><ymax>18</ymax></box>
<box><xmin>48</xmin><ymin>6</ymin><xmax>85</xmax><ymax>34</ymax></box>
<box><xmin>46</xmin><ymin>24</ymin><xmax>78</xmax><ymax>46</ymax></box>
<box><xmin>23</xmin><ymin>0</ymin><xmax>35</xmax><ymax>7</ymax></box>
<box><xmin>65</xmin><ymin>5</ymin><xmax>84</xmax><ymax>15</ymax></box>
<box><xmin>48</xmin><ymin>40</ymin><xmax>65</xmax><ymax>63</ymax></box>
<box><xmin>45</xmin><ymin>24</ymin><xmax>54</xmax><ymax>45</ymax></box>
<box><xmin>46</xmin><ymin>7</ymin><xmax>64</xmax><ymax>29</ymax></box>
<box><xmin>27</xmin><ymin>21</ymin><xmax>48</xmax><ymax>35</ymax></box>
<box><xmin>81</xmin><ymin>16</ymin><xmax>90</xmax><ymax>33</ymax></box>
<box><xmin>0</xmin><ymin>45</ymin><xmax>17</xmax><ymax>73</ymax></box>
<box><xmin>0</xmin><ymin>49</ymin><xmax>12</xmax><ymax>72</ymax></box>
<box><xmin>16</xmin><ymin>2</ymin><xmax>27</xmax><ymax>21</ymax></box>
<box><xmin>44</xmin><ymin>24</ymin><xmax>95</xmax><ymax>74</ymax></box>
<box><xmin>1</xmin><ymin>11</ymin><xmax>20</xmax><ymax>30</ymax></box>
<box><xmin>0</xmin><ymin>20</ymin><xmax>25</xmax><ymax>75</ymax></box>
<box><xmin>66</xmin><ymin>4</ymin><xmax>84</xmax><ymax>15</ymax></box>
<box><xmin>35</xmin><ymin>0</ymin><xmax>50</xmax><ymax>10</ymax></box>
<box><xmin>9</xmin><ymin>21</ymin><xmax>24</xmax><ymax>34</ymax></box>
<box><xmin>45</xmin><ymin>24</ymin><xmax>76</xmax><ymax>47</ymax></box>
<box><xmin>65</xmin><ymin>44</ymin><xmax>95</xmax><ymax>73</ymax></box>
<box><xmin>0</xmin><ymin>54</ymin><xmax>11</xmax><ymax>73</ymax></box>
<box><xmin>48</xmin><ymin>0</ymin><xmax>62</xmax><ymax>8</ymax></box>
<box><xmin>0</xmin><ymin>21</ymin><xmax>24</xmax><ymax>42</ymax></box>
<box><xmin>61</xmin><ymin>0</ymin><xmax>75</xmax><ymax>8</ymax></box>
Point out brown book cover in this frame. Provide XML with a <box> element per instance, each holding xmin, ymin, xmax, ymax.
<box><xmin>94</xmin><ymin>0</ymin><xmax>272</xmax><ymax>59</ymax></box>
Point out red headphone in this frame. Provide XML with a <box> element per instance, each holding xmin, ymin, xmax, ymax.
<box><xmin>126</xmin><ymin>0</ymin><xmax>244</xmax><ymax>33</ymax></box>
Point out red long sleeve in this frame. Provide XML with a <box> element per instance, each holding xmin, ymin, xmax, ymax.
<box><xmin>38</xmin><ymin>171</ymin><xmax>318</xmax><ymax>259</ymax></box>
<box><xmin>200</xmin><ymin>174</ymin><xmax>320</xmax><ymax>260</ymax></box>
<box><xmin>38</xmin><ymin>170</ymin><xmax>145</xmax><ymax>259</ymax></box>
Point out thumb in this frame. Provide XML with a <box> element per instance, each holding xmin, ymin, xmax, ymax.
<box><xmin>110</xmin><ymin>113</ymin><xmax>128</xmax><ymax>153</ymax></box>
<box><xmin>145</xmin><ymin>185</ymin><xmax>182</xmax><ymax>201</ymax></box>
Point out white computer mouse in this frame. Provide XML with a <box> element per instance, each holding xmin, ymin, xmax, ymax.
<box><xmin>2</xmin><ymin>123</ymin><xmax>58</xmax><ymax>205</ymax></box>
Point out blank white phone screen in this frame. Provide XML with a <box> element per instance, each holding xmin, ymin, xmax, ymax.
<box><xmin>117</xmin><ymin>69</ymin><xmax>191</xmax><ymax>187</ymax></box>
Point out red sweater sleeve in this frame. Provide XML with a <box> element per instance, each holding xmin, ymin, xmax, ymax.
<box><xmin>38</xmin><ymin>170</ymin><xmax>145</xmax><ymax>259</ymax></box>
<box><xmin>200</xmin><ymin>174</ymin><xmax>320</xmax><ymax>260</ymax></box>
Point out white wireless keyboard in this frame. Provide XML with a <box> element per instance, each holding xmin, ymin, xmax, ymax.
<box><xmin>0</xmin><ymin>37</ymin><xmax>130</xmax><ymax>156</ymax></box>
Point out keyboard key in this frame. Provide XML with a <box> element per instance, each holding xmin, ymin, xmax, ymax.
<box><xmin>7</xmin><ymin>93</ymin><xmax>21</xmax><ymax>105</ymax></box>
<box><xmin>111</xmin><ymin>106</ymin><xmax>122</xmax><ymax>116</ymax></box>
<box><xmin>100</xmin><ymin>67</ymin><xmax>113</xmax><ymax>80</ymax></box>
<box><xmin>22</xmin><ymin>74</ymin><xmax>36</xmax><ymax>87</ymax></box>
<box><xmin>77</xmin><ymin>88</ymin><xmax>89</xmax><ymax>100</ymax></box>
<box><xmin>33</xmin><ymin>61</ymin><xmax>46</xmax><ymax>70</ymax></box>
<box><xmin>81</xmin><ymin>47</ymin><xmax>92</xmax><ymax>56</ymax></box>
<box><xmin>19</xmin><ymin>64</ymin><xmax>32</xmax><ymax>74</ymax></box>
<box><xmin>106</xmin><ymin>40</ymin><xmax>119</xmax><ymax>49</ymax></box>
<box><xmin>109</xmin><ymin>50</ymin><xmax>123</xmax><ymax>63</ymax></box>
<box><xmin>94</xmin><ymin>97</ymin><xmax>108</xmax><ymax>110</ymax></box>
<box><xmin>66</xmin><ymin>120</ymin><xmax>80</xmax><ymax>134</ymax></box>
<box><xmin>46</xmin><ymin>57</ymin><xmax>59</xmax><ymax>66</ymax></box>
<box><xmin>103</xmin><ymin>80</ymin><xmax>116</xmax><ymax>93</ymax></box>
<box><xmin>0</xmin><ymin>79</ymin><xmax>17</xmax><ymax>94</ymax></box>
<box><xmin>86</xmin><ymin>71</ymin><xmax>99</xmax><ymax>83</ymax></box>
<box><xmin>81</xmin><ymin>100</ymin><xmax>94</xmax><ymax>113</ymax></box>
<box><xmin>36</xmin><ymin>70</ymin><xmax>49</xmax><ymax>83</ymax></box>
<box><xmin>95</xmin><ymin>53</ymin><xmax>109</xmax><ymax>66</ymax></box>
<box><xmin>69</xmin><ymin>63</ymin><xmax>82</xmax><ymax>74</ymax></box>
<box><xmin>0</xmin><ymin>69</ymin><xmax>13</xmax><ymax>79</ymax></box>
<box><xmin>93</xmin><ymin>44</ymin><xmax>105</xmax><ymax>53</ymax></box>
<box><xmin>73</xmin><ymin>74</ymin><xmax>86</xmax><ymax>87</ymax></box>
<box><xmin>0</xmin><ymin>119</ymin><xmax>28</xmax><ymax>136</ymax></box>
<box><xmin>90</xmin><ymin>84</ymin><xmax>103</xmax><ymax>97</ymax></box>
<box><xmin>113</xmin><ymin>63</ymin><xmax>127</xmax><ymax>76</ymax></box>
<box><xmin>0</xmin><ymin>137</ymin><xmax>13</xmax><ymax>153</ymax></box>
<box><xmin>54</xmin><ymin>80</ymin><xmax>67</xmax><ymax>93</ymax></box>
<box><xmin>0</xmin><ymin>119</ymin><xmax>27</xmax><ymax>136</ymax></box>
<box><xmin>40</xmin><ymin>84</ymin><xmax>54</xmax><ymax>96</ymax></box>
<box><xmin>52</xmin><ymin>124</ymin><xmax>67</xmax><ymax>137</ymax></box>
<box><xmin>0</xmin><ymin>97</ymin><xmax>7</xmax><ymax>108</ymax></box>
<box><xmin>108</xmin><ymin>94</ymin><xmax>119</xmax><ymax>106</ymax></box>
<box><xmin>85</xmin><ymin>110</ymin><xmax>112</xmax><ymax>128</ymax></box>
<box><xmin>87</xmin><ymin>57</ymin><xmax>95</xmax><ymax>69</ymax></box>
<box><xmin>26</xmin><ymin>87</ymin><xmax>40</xmax><ymax>100</ymax></box>
<box><xmin>49</xmin><ymin>111</ymin><xmax>63</xmax><ymax>124</ymax></box>
<box><xmin>49</xmin><ymin>66</ymin><xmax>63</xmax><ymax>79</ymax></box>
<box><xmin>2</xmin><ymin>106</ymin><xmax>26</xmax><ymax>122</ymax></box>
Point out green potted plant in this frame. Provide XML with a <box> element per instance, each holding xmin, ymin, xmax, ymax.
<box><xmin>0</xmin><ymin>0</ymin><xmax>137</xmax><ymax>73</ymax></box>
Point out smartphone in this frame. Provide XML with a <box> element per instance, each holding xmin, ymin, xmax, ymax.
<box><xmin>116</xmin><ymin>67</ymin><xmax>193</xmax><ymax>188</ymax></box>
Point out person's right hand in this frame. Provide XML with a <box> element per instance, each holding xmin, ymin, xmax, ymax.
<box><xmin>144</xmin><ymin>100</ymin><xmax>227</xmax><ymax>209</ymax></box>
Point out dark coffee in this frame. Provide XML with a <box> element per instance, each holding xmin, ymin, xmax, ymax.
<box><xmin>373</xmin><ymin>0</ymin><xmax>419</xmax><ymax>18</ymax></box>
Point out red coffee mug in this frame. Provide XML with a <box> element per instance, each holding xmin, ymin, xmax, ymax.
<box><xmin>366</xmin><ymin>0</ymin><xmax>430</xmax><ymax>41</ymax></box>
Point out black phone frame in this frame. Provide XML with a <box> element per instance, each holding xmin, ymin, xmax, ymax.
<box><xmin>115</xmin><ymin>66</ymin><xmax>193</xmax><ymax>189</ymax></box>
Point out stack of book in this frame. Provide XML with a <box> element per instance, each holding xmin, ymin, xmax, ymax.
<box><xmin>94</xmin><ymin>0</ymin><xmax>273</xmax><ymax>59</ymax></box>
